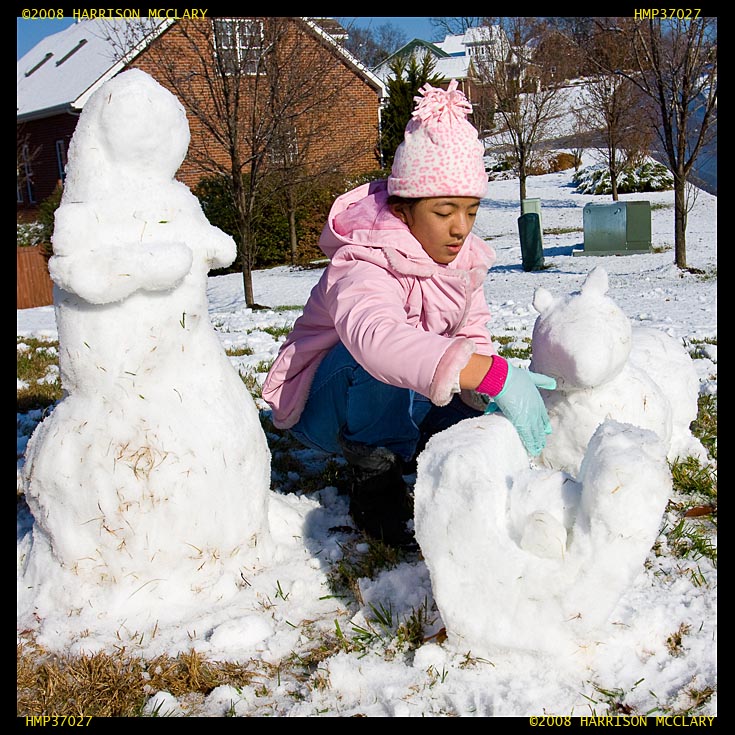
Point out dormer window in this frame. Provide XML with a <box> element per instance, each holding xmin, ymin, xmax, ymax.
<box><xmin>25</xmin><ymin>53</ymin><xmax>53</xmax><ymax>77</ymax></box>
<box><xmin>56</xmin><ymin>39</ymin><xmax>88</xmax><ymax>66</ymax></box>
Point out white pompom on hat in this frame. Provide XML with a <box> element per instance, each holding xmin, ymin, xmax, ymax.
<box><xmin>387</xmin><ymin>79</ymin><xmax>488</xmax><ymax>199</ymax></box>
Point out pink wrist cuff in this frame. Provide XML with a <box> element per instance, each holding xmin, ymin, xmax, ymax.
<box><xmin>477</xmin><ymin>355</ymin><xmax>509</xmax><ymax>397</ymax></box>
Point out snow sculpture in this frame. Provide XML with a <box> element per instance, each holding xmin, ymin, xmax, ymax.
<box><xmin>19</xmin><ymin>70</ymin><xmax>273</xmax><ymax>624</ymax></box>
<box><xmin>414</xmin><ymin>414</ymin><xmax>671</xmax><ymax>656</ymax></box>
<box><xmin>530</xmin><ymin>267</ymin><xmax>706</xmax><ymax>476</ymax></box>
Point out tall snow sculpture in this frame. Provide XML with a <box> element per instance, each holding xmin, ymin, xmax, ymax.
<box><xmin>19</xmin><ymin>70</ymin><xmax>273</xmax><ymax>623</ymax></box>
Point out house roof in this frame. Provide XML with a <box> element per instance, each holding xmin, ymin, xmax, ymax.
<box><xmin>434</xmin><ymin>56</ymin><xmax>471</xmax><ymax>80</ymax></box>
<box><xmin>17</xmin><ymin>17</ymin><xmax>385</xmax><ymax>123</ymax></box>
<box><xmin>372</xmin><ymin>39</ymin><xmax>448</xmax><ymax>78</ymax></box>
<box><xmin>299</xmin><ymin>17</ymin><xmax>386</xmax><ymax>97</ymax></box>
<box><xmin>371</xmin><ymin>27</ymin><xmax>510</xmax><ymax>85</ymax></box>
<box><xmin>17</xmin><ymin>19</ymin><xmax>172</xmax><ymax>121</ymax></box>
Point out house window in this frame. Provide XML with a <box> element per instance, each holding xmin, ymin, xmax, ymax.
<box><xmin>56</xmin><ymin>139</ymin><xmax>68</xmax><ymax>182</ymax></box>
<box><xmin>213</xmin><ymin>18</ymin><xmax>264</xmax><ymax>75</ymax></box>
<box><xmin>268</xmin><ymin>126</ymin><xmax>299</xmax><ymax>166</ymax></box>
<box><xmin>18</xmin><ymin>143</ymin><xmax>36</xmax><ymax>204</ymax></box>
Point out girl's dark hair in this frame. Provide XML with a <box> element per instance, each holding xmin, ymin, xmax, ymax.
<box><xmin>386</xmin><ymin>195</ymin><xmax>421</xmax><ymax>208</ymax></box>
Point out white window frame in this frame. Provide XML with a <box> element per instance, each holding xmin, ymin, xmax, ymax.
<box><xmin>56</xmin><ymin>139</ymin><xmax>68</xmax><ymax>182</ymax></box>
<box><xmin>268</xmin><ymin>125</ymin><xmax>299</xmax><ymax>166</ymax></box>
<box><xmin>19</xmin><ymin>143</ymin><xmax>36</xmax><ymax>204</ymax></box>
<box><xmin>213</xmin><ymin>18</ymin><xmax>264</xmax><ymax>76</ymax></box>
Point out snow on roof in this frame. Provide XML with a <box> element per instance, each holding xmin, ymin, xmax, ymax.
<box><xmin>17</xmin><ymin>19</ymin><xmax>170</xmax><ymax>121</ymax></box>
<box><xmin>434</xmin><ymin>56</ymin><xmax>470</xmax><ymax>80</ymax></box>
<box><xmin>18</xmin><ymin>17</ymin><xmax>385</xmax><ymax>121</ymax></box>
<box><xmin>436</xmin><ymin>33</ymin><xmax>466</xmax><ymax>56</ymax></box>
<box><xmin>436</xmin><ymin>26</ymin><xmax>508</xmax><ymax>57</ymax></box>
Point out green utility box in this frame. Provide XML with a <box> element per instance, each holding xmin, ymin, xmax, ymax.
<box><xmin>575</xmin><ymin>200</ymin><xmax>652</xmax><ymax>256</ymax></box>
<box><xmin>521</xmin><ymin>198</ymin><xmax>543</xmax><ymax>247</ymax></box>
<box><xmin>518</xmin><ymin>212</ymin><xmax>545</xmax><ymax>271</ymax></box>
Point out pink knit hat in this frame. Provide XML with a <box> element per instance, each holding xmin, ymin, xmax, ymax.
<box><xmin>388</xmin><ymin>79</ymin><xmax>488</xmax><ymax>199</ymax></box>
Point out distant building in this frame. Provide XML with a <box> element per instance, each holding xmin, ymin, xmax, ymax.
<box><xmin>371</xmin><ymin>26</ymin><xmax>513</xmax><ymax>134</ymax></box>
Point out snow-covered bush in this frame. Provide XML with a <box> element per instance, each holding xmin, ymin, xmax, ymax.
<box><xmin>573</xmin><ymin>159</ymin><xmax>674</xmax><ymax>195</ymax></box>
<box><xmin>17</xmin><ymin>221</ymin><xmax>44</xmax><ymax>247</ymax></box>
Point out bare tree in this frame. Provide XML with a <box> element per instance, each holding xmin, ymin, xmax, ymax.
<box><xmin>339</xmin><ymin>20</ymin><xmax>408</xmax><ymax>67</ymax></box>
<box><xmin>580</xmin><ymin>17</ymin><xmax>717</xmax><ymax>270</ymax></box>
<box><xmin>265</xmin><ymin>48</ymin><xmax>383</xmax><ymax>265</ymax></box>
<box><xmin>429</xmin><ymin>17</ymin><xmax>483</xmax><ymax>38</ymax></box>
<box><xmin>101</xmin><ymin>17</ymin><xmax>378</xmax><ymax>305</ymax></box>
<box><xmin>567</xmin><ymin>110</ymin><xmax>593</xmax><ymax>171</ymax></box>
<box><xmin>16</xmin><ymin>127</ymin><xmax>41</xmax><ymax>204</ymax></box>
<box><xmin>475</xmin><ymin>17</ymin><xmax>567</xmax><ymax>204</ymax></box>
<box><xmin>629</xmin><ymin>17</ymin><xmax>716</xmax><ymax>269</ymax></box>
<box><xmin>582</xmin><ymin>71</ymin><xmax>652</xmax><ymax>200</ymax></box>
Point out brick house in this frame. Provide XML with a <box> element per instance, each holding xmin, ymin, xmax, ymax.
<box><xmin>17</xmin><ymin>16</ymin><xmax>386</xmax><ymax>218</ymax></box>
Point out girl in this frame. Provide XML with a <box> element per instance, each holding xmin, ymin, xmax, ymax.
<box><xmin>263</xmin><ymin>80</ymin><xmax>555</xmax><ymax>547</ymax></box>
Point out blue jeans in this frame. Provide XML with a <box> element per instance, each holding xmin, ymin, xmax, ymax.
<box><xmin>289</xmin><ymin>342</ymin><xmax>483</xmax><ymax>462</ymax></box>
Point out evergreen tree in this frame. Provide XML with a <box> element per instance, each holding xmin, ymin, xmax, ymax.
<box><xmin>379</xmin><ymin>54</ymin><xmax>443</xmax><ymax>169</ymax></box>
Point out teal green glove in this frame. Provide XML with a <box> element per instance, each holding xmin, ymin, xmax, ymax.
<box><xmin>485</xmin><ymin>363</ymin><xmax>557</xmax><ymax>456</ymax></box>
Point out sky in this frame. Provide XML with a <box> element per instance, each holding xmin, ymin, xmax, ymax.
<box><xmin>17</xmin><ymin>16</ymin><xmax>437</xmax><ymax>61</ymax></box>
<box><xmin>17</xmin><ymin>71</ymin><xmax>716</xmax><ymax>717</ymax></box>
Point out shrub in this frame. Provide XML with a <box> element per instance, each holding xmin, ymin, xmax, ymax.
<box><xmin>573</xmin><ymin>160</ymin><xmax>674</xmax><ymax>195</ymax></box>
<box><xmin>527</xmin><ymin>151</ymin><xmax>578</xmax><ymax>176</ymax></box>
<box><xmin>194</xmin><ymin>172</ymin><xmax>369</xmax><ymax>271</ymax></box>
<box><xmin>16</xmin><ymin>222</ymin><xmax>44</xmax><ymax>248</ymax></box>
<box><xmin>24</xmin><ymin>184</ymin><xmax>64</xmax><ymax>259</ymax></box>
<box><xmin>37</xmin><ymin>185</ymin><xmax>63</xmax><ymax>239</ymax></box>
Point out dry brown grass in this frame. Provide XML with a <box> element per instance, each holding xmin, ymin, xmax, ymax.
<box><xmin>17</xmin><ymin>640</ymin><xmax>270</xmax><ymax>717</ymax></box>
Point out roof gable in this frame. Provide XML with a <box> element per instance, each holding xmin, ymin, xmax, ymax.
<box><xmin>18</xmin><ymin>17</ymin><xmax>384</xmax><ymax>121</ymax></box>
<box><xmin>17</xmin><ymin>18</ymin><xmax>170</xmax><ymax>120</ymax></box>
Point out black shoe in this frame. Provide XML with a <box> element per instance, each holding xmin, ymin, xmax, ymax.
<box><xmin>340</xmin><ymin>437</ymin><xmax>417</xmax><ymax>549</ymax></box>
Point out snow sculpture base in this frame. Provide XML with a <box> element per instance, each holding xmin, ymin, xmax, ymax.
<box><xmin>414</xmin><ymin>414</ymin><xmax>671</xmax><ymax>657</ymax></box>
<box><xmin>18</xmin><ymin>70</ymin><xmax>274</xmax><ymax>628</ymax></box>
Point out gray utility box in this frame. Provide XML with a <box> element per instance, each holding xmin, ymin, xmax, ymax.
<box><xmin>575</xmin><ymin>200</ymin><xmax>652</xmax><ymax>256</ymax></box>
<box><xmin>521</xmin><ymin>198</ymin><xmax>543</xmax><ymax>247</ymax></box>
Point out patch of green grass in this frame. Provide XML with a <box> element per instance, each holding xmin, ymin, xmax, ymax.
<box><xmin>395</xmin><ymin>598</ymin><xmax>436</xmax><ymax>651</ymax></box>
<box><xmin>334</xmin><ymin>597</ymin><xmax>437</xmax><ymax>659</ymax></box>
<box><xmin>690</xmin><ymin>394</ymin><xmax>717</xmax><ymax>461</ymax></box>
<box><xmin>225</xmin><ymin>345</ymin><xmax>254</xmax><ymax>357</ymax></box>
<box><xmin>545</xmin><ymin>226</ymin><xmax>582</xmax><ymax>235</ymax></box>
<box><xmin>255</xmin><ymin>326</ymin><xmax>292</xmax><ymax>340</ymax></box>
<box><xmin>492</xmin><ymin>334</ymin><xmax>532</xmax><ymax>361</ymax></box>
<box><xmin>16</xmin><ymin>338</ymin><xmax>62</xmax><ymax>413</ymax></box>
<box><xmin>326</xmin><ymin>539</ymin><xmax>404</xmax><ymax>603</ymax></box>
<box><xmin>663</xmin><ymin>392</ymin><xmax>717</xmax><ymax>570</ymax></box>
<box><xmin>670</xmin><ymin>457</ymin><xmax>717</xmax><ymax>508</ymax></box>
<box><xmin>664</xmin><ymin>516</ymin><xmax>716</xmax><ymax>568</ymax></box>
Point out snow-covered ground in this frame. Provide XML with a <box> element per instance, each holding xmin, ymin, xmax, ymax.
<box><xmin>17</xmin><ymin>160</ymin><xmax>717</xmax><ymax>717</ymax></box>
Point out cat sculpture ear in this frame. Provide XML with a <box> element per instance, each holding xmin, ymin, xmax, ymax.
<box><xmin>533</xmin><ymin>286</ymin><xmax>555</xmax><ymax>315</ymax></box>
<box><xmin>581</xmin><ymin>266</ymin><xmax>609</xmax><ymax>296</ymax></box>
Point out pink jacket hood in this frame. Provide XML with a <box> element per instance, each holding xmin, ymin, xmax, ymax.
<box><xmin>262</xmin><ymin>179</ymin><xmax>497</xmax><ymax>429</ymax></box>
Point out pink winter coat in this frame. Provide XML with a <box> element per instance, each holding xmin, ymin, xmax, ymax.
<box><xmin>262</xmin><ymin>179</ymin><xmax>497</xmax><ymax>429</ymax></box>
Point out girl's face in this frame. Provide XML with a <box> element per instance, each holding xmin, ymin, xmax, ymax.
<box><xmin>390</xmin><ymin>197</ymin><xmax>480</xmax><ymax>264</ymax></box>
